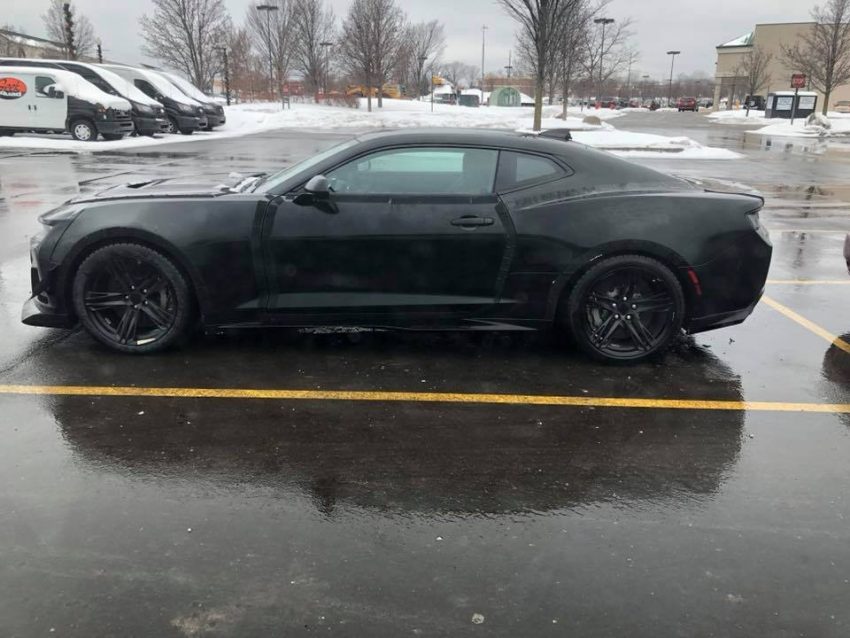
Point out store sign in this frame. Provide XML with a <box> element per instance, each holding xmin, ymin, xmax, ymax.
<box><xmin>0</xmin><ymin>77</ymin><xmax>27</xmax><ymax>99</ymax></box>
<box><xmin>775</xmin><ymin>96</ymin><xmax>793</xmax><ymax>111</ymax></box>
<box><xmin>791</xmin><ymin>74</ymin><xmax>807</xmax><ymax>89</ymax></box>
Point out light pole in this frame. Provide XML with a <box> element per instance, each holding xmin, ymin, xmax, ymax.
<box><xmin>641</xmin><ymin>74</ymin><xmax>649</xmax><ymax>103</ymax></box>
<box><xmin>257</xmin><ymin>4</ymin><xmax>278</xmax><ymax>102</ymax></box>
<box><xmin>594</xmin><ymin>17</ymin><xmax>614</xmax><ymax>108</ymax></box>
<box><xmin>320</xmin><ymin>40</ymin><xmax>333</xmax><ymax>98</ymax></box>
<box><xmin>505</xmin><ymin>50</ymin><xmax>513</xmax><ymax>79</ymax></box>
<box><xmin>481</xmin><ymin>24</ymin><xmax>488</xmax><ymax>106</ymax></box>
<box><xmin>215</xmin><ymin>45</ymin><xmax>230</xmax><ymax>106</ymax></box>
<box><xmin>667</xmin><ymin>50</ymin><xmax>680</xmax><ymax>108</ymax></box>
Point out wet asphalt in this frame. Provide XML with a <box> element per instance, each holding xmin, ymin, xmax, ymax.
<box><xmin>2</xmin><ymin>112</ymin><xmax>850</xmax><ymax>637</ymax></box>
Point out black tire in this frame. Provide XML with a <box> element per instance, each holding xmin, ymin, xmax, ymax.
<box><xmin>179</xmin><ymin>128</ymin><xmax>194</xmax><ymax>135</ymax></box>
<box><xmin>564</xmin><ymin>254</ymin><xmax>685</xmax><ymax>364</ymax></box>
<box><xmin>0</xmin><ymin>129</ymin><xmax>13</xmax><ymax>137</ymax></box>
<box><xmin>72</xmin><ymin>243</ymin><xmax>193</xmax><ymax>354</ymax></box>
<box><xmin>70</xmin><ymin>119</ymin><xmax>97</xmax><ymax>141</ymax></box>
<box><xmin>102</xmin><ymin>133</ymin><xmax>124</xmax><ymax>141</ymax></box>
<box><xmin>166</xmin><ymin>117</ymin><xmax>179</xmax><ymax>134</ymax></box>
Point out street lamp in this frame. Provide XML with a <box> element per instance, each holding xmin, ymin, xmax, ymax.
<box><xmin>641</xmin><ymin>74</ymin><xmax>649</xmax><ymax>103</ymax></box>
<box><xmin>594</xmin><ymin>17</ymin><xmax>614</xmax><ymax>108</ymax></box>
<box><xmin>215</xmin><ymin>45</ymin><xmax>230</xmax><ymax>106</ymax></box>
<box><xmin>319</xmin><ymin>40</ymin><xmax>333</xmax><ymax>97</ymax></box>
<box><xmin>505</xmin><ymin>50</ymin><xmax>513</xmax><ymax>79</ymax></box>
<box><xmin>667</xmin><ymin>50</ymin><xmax>681</xmax><ymax>108</ymax></box>
<box><xmin>256</xmin><ymin>3</ymin><xmax>278</xmax><ymax>103</ymax></box>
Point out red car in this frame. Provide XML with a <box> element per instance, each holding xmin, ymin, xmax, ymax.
<box><xmin>677</xmin><ymin>97</ymin><xmax>698</xmax><ymax>112</ymax></box>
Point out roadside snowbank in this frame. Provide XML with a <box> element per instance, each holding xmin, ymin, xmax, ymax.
<box><xmin>0</xmin><ymin>99</ymin><xmax>738</xmax><ymax>158</ymax></box>
<box><xmin>746</xmin><ymin>113</ymin><xmax>850</xmax><ymax>138</ymax></box>
<box><xmin>706</xmin><ymin>109</ymin><xmax>767</xmax><ymax>125</ymax></box>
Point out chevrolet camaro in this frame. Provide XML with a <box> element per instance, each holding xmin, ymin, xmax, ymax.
<box><xmin>22</xmin><ymin>128</ymin><xmax>772</xmax><ymax>363</ymax></box>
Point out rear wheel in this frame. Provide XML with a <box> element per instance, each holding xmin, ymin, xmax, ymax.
<box><xmin>70</xmin><ymin>119</ymin><xmax>97</xmax><ymax>141</ymax></box>
<box><xmin>565</xmin><ymin>255</ymin><xmax>685</xmax><ymax>363</ymax></box>
<box><xmin>165</xmin><ymin>117</ymin><xmax>178</xmax><ymax>134</ymax></box>
<box><xmin>72</xmin><ymin>243</ymin><xmax>193</xmax><ymax>354</ymax></box>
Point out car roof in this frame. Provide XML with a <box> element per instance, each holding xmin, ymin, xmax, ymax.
<box><xmin>353</xmin><ymin>128</ymin><xmax>579</xmax><ymax>155</ymax></box>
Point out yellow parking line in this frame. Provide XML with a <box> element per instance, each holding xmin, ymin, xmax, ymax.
<box><xmin>762</xmin><ymin>295</ymin><xmax>850</xmax><ymax>354</ymax></box>
<box><xmin>1</xmin><ymin>383</ymin><xmax>850</xmax><ymax>413</ymax></box>
<box><xmin>767</xmin><ymin>280</ymin><xmax>850</xmax><ymax>285</ymax></box>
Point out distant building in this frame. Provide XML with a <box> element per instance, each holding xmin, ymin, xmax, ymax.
<box><xmin>714</xmin><ymin>22</ymin><xmax>850</xmax><ymax>111</ymax></box>
<box><xmin>0</xmin><ymin>28</ymin><xmax>65</xmax><ymax>59</ymax></box>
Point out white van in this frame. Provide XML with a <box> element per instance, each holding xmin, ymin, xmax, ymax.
<box><xmin>100</xmin><ymin>64</ymin><xmax>206</xmax><ymax>134</ymax></box>
<box><xmin>0</xmin><ymin>66</ymin><xmax>134</xmax><ymax>141</ymax></box>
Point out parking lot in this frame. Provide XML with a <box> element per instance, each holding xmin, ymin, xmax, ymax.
<box><xmin>2</xmin><ymin>113</ymin><xmax>850</xmax><ymax>637</ymax></box>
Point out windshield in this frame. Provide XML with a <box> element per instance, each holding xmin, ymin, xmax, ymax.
<box><xmin>94</xmin><ymin>66</ymin><xmax>160</xmax><ymax>106</ymax></box>
<box><xmin>255</xmin><ymin>139</ymin><xmax>360</xmax><ymax>193</ymax></box>
<box><xmin>134</xmin><ymin>68</ymin><xmax>200</xmax><ymax>104</ymax></box>
<box><xmin>161</xmin><ymin>72</ymin><xmax>209</xmax><ymax>103</ymax></box>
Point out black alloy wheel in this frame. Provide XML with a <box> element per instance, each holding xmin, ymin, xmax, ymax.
<box><xmin>165</xmin><ymin>116</ymin><xmax>178</xmax><ymax>134</ymax></box>
<box><xmin>72</xmin><ymin>243</ymin><xmax>192</xmax><ymax>353</ymax></box>
<box><xmin>566</xmin><ymin>255</ymin><xmax>684</xmax><ymax>363</ymax></box>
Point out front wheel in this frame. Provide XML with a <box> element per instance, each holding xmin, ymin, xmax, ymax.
<box><xmin>72</xmin><ymin>243</ymin><xmax>194</xmax><ymax>354</ymax></box>
<box><xmin>70</xmin><ymin>119</ymin><xmax>97</xmax><ymax>141</ymax></box>
<box><xmin>102</xmin><ymin>133</ymin><xmax>124</xmax><ymax>141</ymax></box>
<box><xmin>165</xmin><ymin>117</ymin><xmax>178</xmax><ymax>134</ymax></box>
<box><xmin>564</xmin><ymin>255</ymin><xmax>685</xmax><ymax>363</ymax></box>
<box><xmin>179</xmin><ymin>128</ymin><xmax>194</xmax><ymax>135</ymax></box>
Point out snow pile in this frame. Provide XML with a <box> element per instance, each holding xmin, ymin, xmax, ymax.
<box><xmin>0</xmin><ymin>98</ymin><xmax>739</xmax><ymax>158</ymax></box>
<box><xmin>706</xmin><ymin>109</ymin><xmax>767</xmax><ymax>125</ymax></box>
<box><xmin>747</xmin><ymin>112</ymin><xmax>850</xmax><ymax>138</ymax></box>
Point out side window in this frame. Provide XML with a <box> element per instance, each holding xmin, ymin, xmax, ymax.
<box><xmin>134</xmin><ymin>79</ymin><xmax>157</xmax><ymax>99</ymax></box>
<box><xmin>326</xmin><ymin>147</ymin><xmax>499</xmax><ymax>196</ymax></box>
<box><xmin>496</xmin><ymin>151</ymin><xmax>565</xmax><ymax>191</ymax></box>
<box><xmin>35</xmin><ymin>75</ymin><xmax>56</xmax><ymax>98</ymax></box>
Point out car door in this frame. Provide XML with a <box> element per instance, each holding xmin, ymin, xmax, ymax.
<box><xmin>263</xmin><ymin>145</ymin><xmax>511</xmax><ymax>324</ymax></box>
<box><xmin>0</xmin><ymin>73</ymin><xmax>32</xmax><ymax>127</ymax></box>
<box><xmin>32</xmin><ymin>74</ymin><xmax>67</xmax><ymax>129</ymax></box>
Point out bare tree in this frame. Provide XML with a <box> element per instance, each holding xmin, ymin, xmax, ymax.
<box><xmin>246</xmin><ymin>0</ymin><xmax>297</xmax><ymax>101</ymax></box>
<box><xmin>408</xmin><ymin>21</ymin><xmax>445</xmax><ymax>97</ymax></box>
<box><xmin>339</xmin><ymin>0</ymin><xmax>406</xmax><ymax>111</ymax></box>
<box><xmin>440</xmin><ymin>60</ymin><xmax>476</xmax><ymax>89</ymax></box>
<box><xmin>737</xmin><ymin>45</ymin><xmax>772</xmax><ymax>116</ymax></box>
<box><xmin>293</xmin><ymin>0</ymin><xmax>336</xmax><ymax>100</ymax></box>
<box><xmin>498</xmin><ymin>0</ymin><xmax>583</xmax><ymax>130</ymax></box>
<box><xmin>226</xmin><ymin>26</ymin><xmax>258</xmax><ymax>102</ymax></box>
<box><xmin>580</xmin><ymin>13</ymin><xmax>633</xmax><ymax>104</ymax></box>
<box><xmin>553</xmin><ymin>0</ymin><xmax>593</xmax><ymax>118</ymax></box>
<box><xmin>42</xmin><ymin>0</ymin><xmax>96</xmax><ymax>60</ymax></box>
<box><xmin>140</xmin><ymin>0</ymin><xmax>230</xmax><ymax>89</ymax></box>
<box><xmin>781</xmin><ymin>0</ymin><xmax>850</xmax><ymax>115</ymax></box>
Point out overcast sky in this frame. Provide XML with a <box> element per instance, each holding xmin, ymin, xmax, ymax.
<box><xmin>4</xmin><ymin>0</ymin><xmax>814</xmax><ymax>79</ymax></box>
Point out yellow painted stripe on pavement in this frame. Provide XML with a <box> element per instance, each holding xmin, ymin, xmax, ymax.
<box><xmin>1</xmin><ymin>383</ymin><xmax>850</xmax><ymax>413</ymax></box>
<box><xmin>767</xmin><ymin>280</ymin><xmax>850</xmax><ymax>285</ymax></box>
<box><xmin>762</xmin><ymin>295</ymin><xmax>850</xmax><ymax>355</ymax></box>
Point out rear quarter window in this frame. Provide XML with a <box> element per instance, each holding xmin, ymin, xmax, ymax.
<box><xmin>496</xmin><ymin>151</ymin><xmax>566</xmax><ymax>192</ymax></box>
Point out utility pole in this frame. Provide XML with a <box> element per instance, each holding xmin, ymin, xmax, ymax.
<box><xmin>215</xmin><ymin>45</ymin><xmax>230</xmax><ymax>105</ymax></box>
<box><xmin>481</xmin><ymin>25</ymin><xmax>488</xmax><ymax>106</ymax></box>
<box><xmin>505</xmin><ymin>51</ymin><xmax>513</xmax><ymax>79</ymax></box>
<box><xmin>667</xmin><ymin>50</ymin><xmax>680</xmax><ymax>108</ymax></box>
<box><xmin>257</xmin><ymin>4</ymin><xmax>278</xmax><ymax>103</ymax></box>
<box><xmin>96</xmin><ymin>38</ymin><xmax>102</xmax><ymax>63</ymax></box>
<box><xmin>62</xmin><ymin>3</ymin><xmax>76</xmax><ymax>61</ymax></box>
<box><xmin>594</xmin><ymin>17</ymin><xmax>614</xmax><ymax>108</ymax></box>
<box><xmin>320</xmin><ymin>40</ymin><xmax>333</xmax><ymax>98</ymax></box>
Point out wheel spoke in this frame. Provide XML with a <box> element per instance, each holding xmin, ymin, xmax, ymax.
<box><xmin>116</xmin><ymin>307</ymin><xmax>140</xmax><ymax>343</ymax></box>
<box><xmin>594</xmin><ymin>315</ymin><xmax>622</xmax><ymax>349</ymax></box>
<box><xmin>623</xmin><ymin>317</ymin><xmax>653</xmax><ymax>351</ymax></box>
<box><xmin>84</xmin><ymin>291</ymin><xmax>127</xmax><ymax>312</ymax></box>
<box><xmin>632</xmin><ymin>314</ymin><xmax>658</xmax><ymax>349</ymax></box>
<box><xmin>632</xmin><ymin>293</ymin><xmax>673</xmax><ymax>314</ymax></box>
<box><xmin>106</xmin><ymin>257</ymin><xmax>136</xmax><ymax>292</ymax></box>
<box><xmin>587</xmin><ymin>292</ymin><xmax>616</xmax><ymax>312</ymax></box>
<box><xmin>140</xmin><ymin>299</ymin><xmax>175</xmax><ymax>330</ymax></box>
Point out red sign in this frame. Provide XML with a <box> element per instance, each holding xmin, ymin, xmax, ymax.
<box><xmin>791</xmin><ymin>74</ymin><xmax>807</xmax><ymax>89</ymax></box>
<box><xmin>0</xmin><ymin>77</ymin><xmax>27</xmax><ymax>100</ymax></box>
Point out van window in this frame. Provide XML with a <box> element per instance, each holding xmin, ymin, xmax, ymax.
<box><xmin>35</xmin><ymin>76</ymin><xmax>57</xmax><ymax>98</ymax></box>
<box><xmin>134</xmin><ymin>79</ymin><xmax>159</xmax><ymax>99</ymax></box>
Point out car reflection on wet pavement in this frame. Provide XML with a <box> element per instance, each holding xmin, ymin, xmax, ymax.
<box><xmin>2</xmin><ymin>117</ymin><xmax>850</xmax><ymax>637</ymax></box>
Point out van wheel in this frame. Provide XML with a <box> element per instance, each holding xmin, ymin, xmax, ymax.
<box><xmin>71</xmin><ymin>119</ymin><xmax>97</xmax><ymax>141</ymax></box>
<box><xmin>102</xmin><ymin>133</ymin><xmax>124</xmax><ymax>141</ymax></box>
<box><xmin>179</xmin><ymin>128</ymin><xmax>194</xmax><ymax>135</ymax></box>
<box><xmin>0</xmin><ymin>129</ymin><xmax>13</xmax><ymax>137</ymax></box>
<box><xmin>166</xmin><ymin>117</ymin><xmax>178</xmax><ymax>134</ymax></box>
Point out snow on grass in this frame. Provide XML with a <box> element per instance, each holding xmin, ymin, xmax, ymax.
<box><xmin>746</xmin><ymin>113</ymin><xmax>850</xmax><ymax>138</ymax></box>
<box><xmin>0</xmin><ymin>98</ymin><xmax>737</xmax><ymax>159</ymax></box>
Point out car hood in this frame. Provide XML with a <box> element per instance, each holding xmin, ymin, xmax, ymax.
<box><xmin>72</xmin><ymin>173</ymin><xmax>265</xmax><ymax>203</ymax></box>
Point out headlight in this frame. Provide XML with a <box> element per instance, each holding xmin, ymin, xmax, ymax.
<box><xmin>95</xmin><ymin>103</ymin><xmax>106</xmax><ymax>114</ymax></box>
<box><xmin>179</xmin><ymin>103</ymin><xmax>195</xmax><ymax>113</ymax></box>
<box><xmin>137</xmin><ymin>104</ymin><xmax>153</xmax><ymax>115</ymax></box>
<box><xmin>39</xmin><ymin>205</ymin><xmax>85</xmax><ymax>226</ymax></box>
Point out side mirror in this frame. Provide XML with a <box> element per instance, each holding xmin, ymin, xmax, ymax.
<box><xmin>47</xmin><ymin>85</ymin><xmax>64</xmax><ymax>99</ymax></box>
<box><xmin>293</xmin><ymin>175</ymin><xmax>337</xmax><ymax>213</ymax></box>
<box><xmin>305</xmin><ymin>174</ymin><xmax>331</xmax><ymax>197</ymax></box>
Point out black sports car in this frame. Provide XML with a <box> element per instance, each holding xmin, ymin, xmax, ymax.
<box><xmin>22</xmin><ymin>129</ymin><xmax>772</xmax><ymax>362</ymax></box>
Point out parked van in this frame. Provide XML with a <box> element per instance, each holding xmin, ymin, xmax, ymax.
<box><xmin>0</xmin><ymin>58</ymin><xmax>168</xmax><ymax>136</ymax></box>
<box><xmin>0</xmin><ymin>66</ymin><xmax>133</xmax><ymax>141</ymax></box>
<box><xmin>152</xmin><ymin>69</ymin><xmax>225</xmax><ymax>129</ymax></box>
<box><xmin>100</xmin><ymin>64</ymin><xmax>206</xmax><ymax>135</ymax></box>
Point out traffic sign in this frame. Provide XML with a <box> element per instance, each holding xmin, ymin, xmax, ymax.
<box><xmin>791</xmin><ymin>74</ymin><xmax>807</xmax><ymax>89</ymax></box>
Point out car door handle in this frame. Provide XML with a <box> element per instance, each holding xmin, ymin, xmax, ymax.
<box><xmin>451</xmin><ymin>216</ymin><xmax>495</xmax><ymax>227</ymax></box>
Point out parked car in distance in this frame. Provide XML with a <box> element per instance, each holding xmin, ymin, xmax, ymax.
<box><xmin>22</xmin><ymin>128</ymin><xmax>772</xmax><ymax>363</ymax></box>
<box><xmin>744</xmin><ymin>95</ymin><xmax>766</xmax><ymax>110</ymax></box>
<box><xmin>152</xmin><ymin>69</ymin><xmax>225</xmax><ymax>129</ymax></box>
<box><xmin>100</xmin><ymin>64</ymin><xmax>206</xmax><ymax>134</ymax></box>
<box><xmin>677</xmin><ymin>97</ymin><xmax>698</xmax><ymax>112</ymax></box>
<box><xmin>596</xmin><ymin>97</ymin><xmax>619</xmax><ymax>109</ymax></box>
<box><xmin>0</xmin><ymin>57</ymin><xmax>168</xmax><ymax>136</ymax></box>
<box><xmin>0</xmin><ymin>66</ymin><xmax>133</xmax><ymax>141</ymax></box>
<box><xmin>834</xmin><ymin>100</ymin><xmax>850</xmax><ymax>114</ymax></box>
